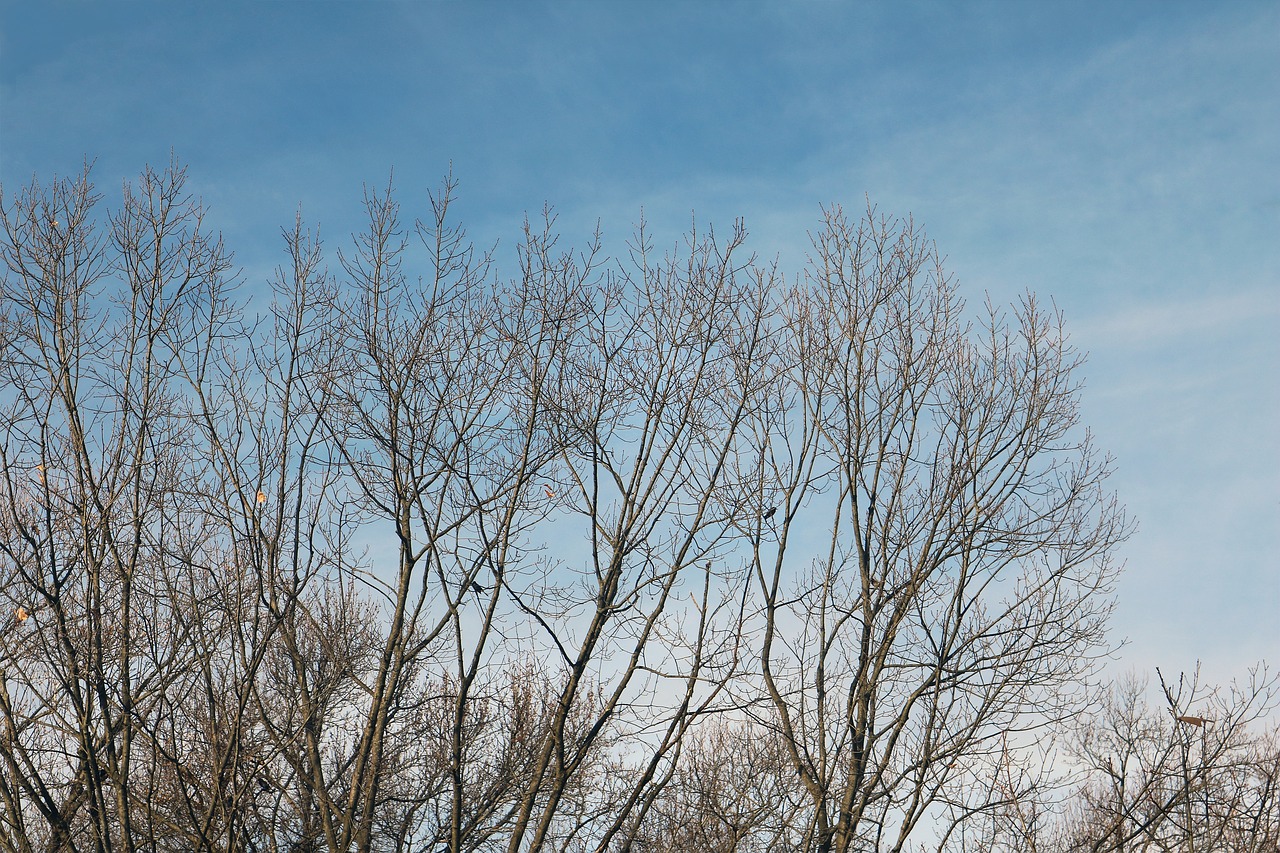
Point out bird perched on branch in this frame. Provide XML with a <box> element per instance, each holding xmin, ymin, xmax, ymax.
<box><xmin>763</xmin><ymin>506</ymin><xmax>777</xmax><ymax>520</ymax></box>
<box><xmin>1175</xmin><ymin>714</ymin><xmax>1214</xmax><ymax>728</ymax></box>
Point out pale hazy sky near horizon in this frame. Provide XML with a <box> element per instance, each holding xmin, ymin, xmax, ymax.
<box><xmin>2</xmin><ymin>1</ymin><xmax>1277</xmax><ymax>688</ymax></box>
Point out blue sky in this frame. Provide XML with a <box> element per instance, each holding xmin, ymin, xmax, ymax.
<box><xmin>3</xmin><ymin>1</ymin><xmax>1277</xmax><ymax>685</ymax></box>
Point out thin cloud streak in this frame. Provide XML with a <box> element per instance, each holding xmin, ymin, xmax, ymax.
<box><xmin>1074</xmin><ymin>289</ymin><xmax>1280</xmax><ymax>349</ymax></box>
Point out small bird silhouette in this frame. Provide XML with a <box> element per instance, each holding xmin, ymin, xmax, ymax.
<box><xmin>1175</xmin><ymin>714</ymin><xmax>1214</xmax><ymax>728</ymax></box>
<box><xmin>469</xmin><ymin>581</ymin><xmax>486</xmax><ymax>595</ymax></box>
<box><xmin>763</xmin><ymin>506</ymin><xmax>777</xmax><ymax>520</ymax></box>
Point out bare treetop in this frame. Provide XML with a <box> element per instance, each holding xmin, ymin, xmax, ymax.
<box><xmin>0</xmin><ymin>162</ymin><xmax>1211</xmax><ymax>853</ymax></box>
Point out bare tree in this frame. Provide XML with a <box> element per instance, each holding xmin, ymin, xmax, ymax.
<box><xmin>630</xmin><ymin>716</ymin><xmax>808</xmax><ymax>853</ymax></box>
<box><xmin>2</xmin><ymin>160</ymin><xmax>1138</xmax><ymax>853</ymax></box>
<box><xmin>742</xmin><ymin>205</ymin><xmax>1131</xmax><ymax>853</ymax></box>
<box><xmin>1050</xmin><ymin>666</ymin><xmax>1280</xmax><ymax>853</ymax></box>
<box><xmin>0</xmin><ymin>159</ymin><xmax>245</xmax><ymax>852</ymax></box>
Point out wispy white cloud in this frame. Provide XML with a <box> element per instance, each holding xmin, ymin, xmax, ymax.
<box><xmin>1074</xmin><ymin>288</ymin><xmax>1280</xmax><ymax>349</ymax></box>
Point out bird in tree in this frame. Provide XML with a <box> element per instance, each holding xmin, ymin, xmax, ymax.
<box><xmin>763</xmin><ymin>506</ymin><xmax>777</xmax><ymax>520</ymax></box>
<box><xmin>1175</xmin><ymin>714</ymin><xmax>1215</xmax><ymax>727</ymax></box>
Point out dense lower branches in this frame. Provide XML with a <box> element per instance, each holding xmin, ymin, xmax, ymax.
<box><xmin>0</xmin><ymin>161</ymin><xmax>1266</xmax><ymax>853</ymax></box>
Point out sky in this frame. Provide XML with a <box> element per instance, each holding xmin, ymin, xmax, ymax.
<box><xmin>2</xmin><ymin>1</ymin><xmax>1277</xmax><ymax>690</ymax></box>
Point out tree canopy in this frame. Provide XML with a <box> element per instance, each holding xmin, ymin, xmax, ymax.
<box><xmin>1</xmin><ymin>161</ymin><xmax>1272</xmax><ymax>853</ymax></box>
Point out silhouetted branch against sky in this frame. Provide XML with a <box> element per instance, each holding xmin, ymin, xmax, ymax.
<box><xmin>1</xmin><ymin>3</ymin><xmax>1276</xmax><ymax>851</ymax></box>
